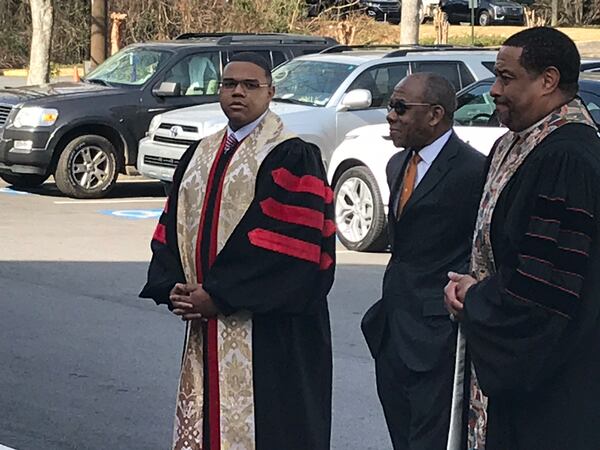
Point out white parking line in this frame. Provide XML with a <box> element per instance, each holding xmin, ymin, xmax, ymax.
<box><xmin>0</xmin><ymin>443</ymin><xmax>17</xmax><ymax>450</ymax></box>
<box><xmin>54</xmin><ymin>198</ymin><xmax>165</xmax><ymax>205</ymax></box>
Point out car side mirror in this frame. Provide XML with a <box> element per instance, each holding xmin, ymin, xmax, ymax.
<box><xmin>152</xmin><ymin>81</ymin><xmax>181</xmax><ymax>97</ymax></box>
<box><xmin>337</xmin><ymin>89</ymin><xmax>372</xmax><ymax>112</ymax></box>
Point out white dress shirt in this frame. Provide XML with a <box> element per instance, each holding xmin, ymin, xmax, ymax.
<box><xmin>414</xmin><ymin>129</ymin><xmax>452</xmax><ymax>187</ymax></box>
<box><xmin>226</xmin><ymin>110</ymin><xmax>269</xmax><ymax>142</ymax></box>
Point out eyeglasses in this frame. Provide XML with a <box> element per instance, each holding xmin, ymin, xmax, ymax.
<box><xmin>219</xmin><ymin>79</ymin><xmax>271</xmax><ymax>91</ymax></box>
<box><xmin>387</xmin><ymin>100</ymin><xmax>435</xmax><ymax>115</ymax></box>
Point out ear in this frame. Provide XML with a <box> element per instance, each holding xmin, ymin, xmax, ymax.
<box><xmin>267</xmin><ymin>85</ymin><xmax>275</xmax><ymax>100</ymax></box>
<box><xmin>428</xmin><ymin>105</ymin><xmax>446</xmax><ymax>127</ymax></box>
<box><xmin>541</xmin><ymin>66</ymin><xmax>561</xmax><ymax>94</ymax></box>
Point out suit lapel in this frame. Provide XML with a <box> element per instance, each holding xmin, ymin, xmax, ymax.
<box><xmin>389</xmin><ymin>149</ymin><xmax>411</xmax><ymax>222</ymax></box>
<box><xmin>399</xmin><ymin>133</ymin><xmax>460</xmax><ymax>218</ymax></box>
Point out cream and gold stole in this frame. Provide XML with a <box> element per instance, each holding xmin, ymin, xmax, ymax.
<box><xmin>173</xmin><ymin>110</ymin><xmax>295</xmax><ymax>450</ymax></box>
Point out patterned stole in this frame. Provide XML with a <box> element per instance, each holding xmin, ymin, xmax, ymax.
<box><xmin>447</xmin><ymin>98</ymin><xmax>597</xmax><ymax>450</ymax></box>
<box><xmin>173</xmin><ymin>110</ymin><xmax>295</xmax><ymax>450</ymax></box>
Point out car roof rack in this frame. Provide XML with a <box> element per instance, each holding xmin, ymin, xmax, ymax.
<box><xmin>384</xmin><ymin>45</ymin><xmax>500</xmax><ymax>57</ymax></box>
<box><xmin>175</xmin><ymin>32</ymin><xmax>337</xmax><ymax>45</ymax></box>
<box><xmin>321</xmin><ymin>44</ymin><xmax>499</xmax><ymax>56</ymax></box>
<box><xmin>320</xmin><ymin>44</ymin><xmax>401</xmax><ymax>53</ymax></box>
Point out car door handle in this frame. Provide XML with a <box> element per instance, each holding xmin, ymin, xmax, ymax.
<box><xmin>148</xmin><ymin>108</ymin><xmax>168</xmax><ymax>113</ymax></box>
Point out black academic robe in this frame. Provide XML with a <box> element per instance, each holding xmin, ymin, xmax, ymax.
<box><xmin>140</xmin><ymin>137</ymin><xmax>335</xmax><ymax>450</ymax></box>
<box><xmin>462</xmin><ymin>123</ymin><xmax>600</xmax><ymax>450</ymax></box>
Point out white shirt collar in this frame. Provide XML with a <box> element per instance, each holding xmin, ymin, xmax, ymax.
<box><xmin>227</xmin><ymin>110</ymin><xmax>269</xmax><ymax>142</ymax></box>
<box><xmin>416</xmin><ymin>129</ymin><xmax>453</xmax><ymax>165</ymax></box>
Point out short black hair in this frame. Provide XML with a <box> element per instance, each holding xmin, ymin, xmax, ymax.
<box><xmin>411</xmin><ymin>72</ymin><xmax>457</xmax><ymax>121</ymax></box>
<box><xmin>503</xmin><ymin>27</ymin><xmax>579</xmax><ymax>96</ymax></box>
<box><xmin>227</xmin><ymin>52</ymin><xmax>272</xmax><ymax>84</ymax></box>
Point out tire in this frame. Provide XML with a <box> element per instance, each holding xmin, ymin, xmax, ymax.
<box><xmin>0</xmin><ymin>173</ymin><xmax>48</xmax><ymax>188</ymax></box>
<box><xmin>478</xmin><ymin>10</ymin><xmax>491</xmax><ymax>26</ymax></box>
<box><xmin>54</xmin><ymin>134</ymin><xmax>119</xmax><ymax>199</ymax></box>
<box><xmin>334</xmin><ymin>166</ymin><xmax>388</xmax><ymax>252</ymax></box>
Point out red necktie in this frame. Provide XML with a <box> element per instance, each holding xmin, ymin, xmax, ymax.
<box><xmin>224</xmin><ymin>133</ymin><xmax>238</xmax><ymax>153</ymax></box>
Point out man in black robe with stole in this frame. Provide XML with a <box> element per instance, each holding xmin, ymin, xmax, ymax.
<box><xmin>140</xmin><ymin>52</ymin><xmax>335</xmax><ymax>450</ymax></box>
<box><xmin>445</xmin><ymin>27</ymin><xmax>600</xmax><ymax>450</ymax></box>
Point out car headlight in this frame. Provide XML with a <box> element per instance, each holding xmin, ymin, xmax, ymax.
<box><xmin>492</xmin><ymin>4</ymin><xmax>505</xmax><ymax>13</ymax></box>
<box><xmin>148</xmin><ymin>114</ymin><xmax>162</xmax><ymax>136</ymax></box>
<box><xmin>13</xmin><ymin>107</ymin><xmax>59</xmax><ymax>128</ymax></box>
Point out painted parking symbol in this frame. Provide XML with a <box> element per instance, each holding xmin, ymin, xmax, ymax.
<box><xmin>100</xmin><ymin>209</ymin><xmax>162</xmax><ymax>220</ymax></box>
<box><xmin>0</xmin><ymin>187</ymin><xmax>30</xmax><ymax>196</ymax></box>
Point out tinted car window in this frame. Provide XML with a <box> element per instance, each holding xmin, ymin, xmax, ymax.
<box><xmin>454</xmin><ymin>82</ymin><xmax>496</xmax><ymax>126</ymax></box>
<box><xmin>347</xmin><ymin>63</ymin><xmax>409</xmax><ymax>108</ymax></box>
<box><xmin>459</xmin><ymin>62</ymin><xmax>476</xmax><ymax>86</ymax></box>
<box><xmin>272</xmin><ymin>51</ymin><xmax>287</xmax><ymax>68</ymax></box>
<box><xmin>412</xmin><ymin>61</ymin><xmax>461</xmax><ymax>90</ymax></box>
<box><xmin>163</xmin><ymin>52</ymin><xmax>221</xmax><ymax>96</ymax></box>
<box><xmin>580</xmin><ymin>90</ymin><xmax>600</xmax><ymax>124</ymax></box>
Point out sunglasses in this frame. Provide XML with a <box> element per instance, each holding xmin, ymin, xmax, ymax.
<box><xmin>387</xmin><ymin>100</ymin><xmax>435</xmax><ymax>115</ymax></box>
<box><xmin>219</xmin><ymin>79</ymin><xmax>271</xmax><ymax>91</ymax></box>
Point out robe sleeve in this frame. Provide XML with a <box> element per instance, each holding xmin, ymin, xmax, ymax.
<box><xmin>138</xmin><ymin>143</ymin><xmax>198</xmax><ymax>308</ymax></box>
<box><xmin>463</xmin><ymin>147</ymin><xmax>597</xmax><ymax>395</ymax></box>
<box><xmin>202</xmin><ymin>138</ymin><xmax>336</xmax><ymax>316</ymax></box>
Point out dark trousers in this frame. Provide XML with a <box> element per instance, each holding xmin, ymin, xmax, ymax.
<box><xmin>375</xmin><ymin>334</ymin><xmax>454</xmax><ymax>450</ymax></box>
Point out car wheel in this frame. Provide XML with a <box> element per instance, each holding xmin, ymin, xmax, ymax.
<box><xmin>478</xmin><ymin>10</ymin><xmax>491</xmax><ymax>26</ymax></box>
<box><xmin>54</xmin><ymin>134</ymin><xmax>118</xmax><ymax>199</ymax></box>
<box><xmin>334</xmin><ymin>166</ymin><xmax>388</xmax><ymax>252</ymax></box>
<box><xmin>0</xmin><ymin>173</ymin><xmax>49</xmax><ymax>188</ymax></box>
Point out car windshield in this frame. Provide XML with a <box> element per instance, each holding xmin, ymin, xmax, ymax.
<box><xmin>85</xmin><ymin>47</ymin><xmax>169</xmax><ymax>86</ymax></box>
<box><xmin>272</xmin><ymin>59</ymin><xmax>357</xmax><ymax>107</ymax></box>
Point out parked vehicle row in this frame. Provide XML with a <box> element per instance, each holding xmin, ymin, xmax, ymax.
<box><xmin>0</xmin><ymin>33</ymin><xmax>337</xmax><ymax>198</ymax></box>
<box><xmin>4</xmin><ymin>33</ymin><xmax>600</xmax><ymax>253</ymax></box>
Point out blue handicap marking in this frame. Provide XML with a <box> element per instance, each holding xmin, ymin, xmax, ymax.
<box><xmin>100</xmin><ymin>208</ymin><xmax>163</xmax><ymax>220</ymax></box>
<box><xmin>0</xmin><ymin>187</ymin><xmax>30</xmax><ymax>196</ymax></box>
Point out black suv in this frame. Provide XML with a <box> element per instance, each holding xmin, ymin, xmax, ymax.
<box><xmin>307</xmin><ymin>0</ymin><xmax>400</xmax><ymax>23</ymax></box>
<box><xmin>0</xmin><ymin>33</ymin><xmax>337</xmax><ymax>198</ymax></box>
<box><xmin>440</xmin><ymin>0</ymin><xmax>526</xmax><ymax>26</ymax></box>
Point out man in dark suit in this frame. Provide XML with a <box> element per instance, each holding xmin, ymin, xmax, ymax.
<box><xmin>361</xmin><ymin>72</ymin><xmax>485</xmax><ymax>450</ymax></box>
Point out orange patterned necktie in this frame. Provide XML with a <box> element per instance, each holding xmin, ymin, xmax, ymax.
<box><xmin>398</xmin><ymin>151</ymin><xmax>422</xmax><ymax>217</ymax></box>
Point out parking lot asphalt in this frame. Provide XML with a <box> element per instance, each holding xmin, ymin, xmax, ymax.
<box><xmin>0</xmin><ymin>177</ymin><xmax>391</xmax><ymax>450</ymax></box>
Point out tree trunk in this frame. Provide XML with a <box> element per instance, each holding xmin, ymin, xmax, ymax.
<box><xmin>90</xmin><ymin>0</ymin><xmax>107</xmax><ymax>69</ymax></box>
<box><xmin>400</xmin><ymin>0</ymin><xmax>421</xmax><ymax>45</ymax></box>
<box><xmin>27</xmin><ymin>0</ymin><xmax>54</xmax><ymax>85</ymax></box>
<box><xmin>551</xmin><ymin>0</ymin><xmax>558</xmax><ymax>26</ymax></box>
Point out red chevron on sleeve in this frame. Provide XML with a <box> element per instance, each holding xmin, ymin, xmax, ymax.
<box><xmin>260</xmin><ymin>197</ymin><xmax>324</xmax><ymax>229</ymax></box>
<box><xmin>152</xmin><ymin>223</ymin><xmax>167</xmax><ymax>245</ymax></box>
<box><xmin>259</xmin><ymin>198</ymin><xmax>337</xmax><ymax>237</ymax></box>
<box><xmin>248</xmin><ymin>228</ymin><xmax>321</xmax><ymax>263</ymax></box>
<box><xmin>271</xmin><ymin>167</ymin><xmax>333</xmax><ymax>203</ymax></box>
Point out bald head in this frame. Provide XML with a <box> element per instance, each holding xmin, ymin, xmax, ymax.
<box><xmin>394</xmin><ymin>73</ymin><xmax>457</xmax><ymax>122</ymax></box>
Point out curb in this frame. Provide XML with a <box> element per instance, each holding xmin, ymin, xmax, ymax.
<box><xmin>0</xmin><ymin>67</ymin><xmax>83</xmax><ymax>77</ymax></box>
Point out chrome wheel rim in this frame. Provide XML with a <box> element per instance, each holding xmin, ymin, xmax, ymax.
<box><xmin>335</xmin><ymin>176</ymin><xmax>374</xmax><ymax>243</ymax></box>
<box><xmin>71</xmin><ymin>145</ymin><xmax>111</xmax><ymax>190</ymax></box>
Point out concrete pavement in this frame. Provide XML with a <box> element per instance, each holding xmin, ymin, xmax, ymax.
<box><xmin>0</xmin><ymin>179</ymin><xmax>392</xmax><ymax>450</ymax></box>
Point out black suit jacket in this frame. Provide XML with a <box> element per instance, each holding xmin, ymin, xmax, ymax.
<box><xmin>362</xmin><ymin>132</ymin><xmax>486</xmax><ymax>372</ymax></box>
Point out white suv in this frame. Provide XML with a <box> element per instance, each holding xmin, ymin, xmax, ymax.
<box><xmin>137</xmin><ymin>47</ymin><xmax>496</xmax><ymax>184</ymax></box>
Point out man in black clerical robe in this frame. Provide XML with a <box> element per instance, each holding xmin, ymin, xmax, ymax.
<box><xmin>140</xmin><ymin>52</ymin><xmax>335</xmax><ymax>450</ymax></box>
<box><xmin>445</xmin><ymin>27</ymin><xmax>600</xmax><ymax>450</ymax></box>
